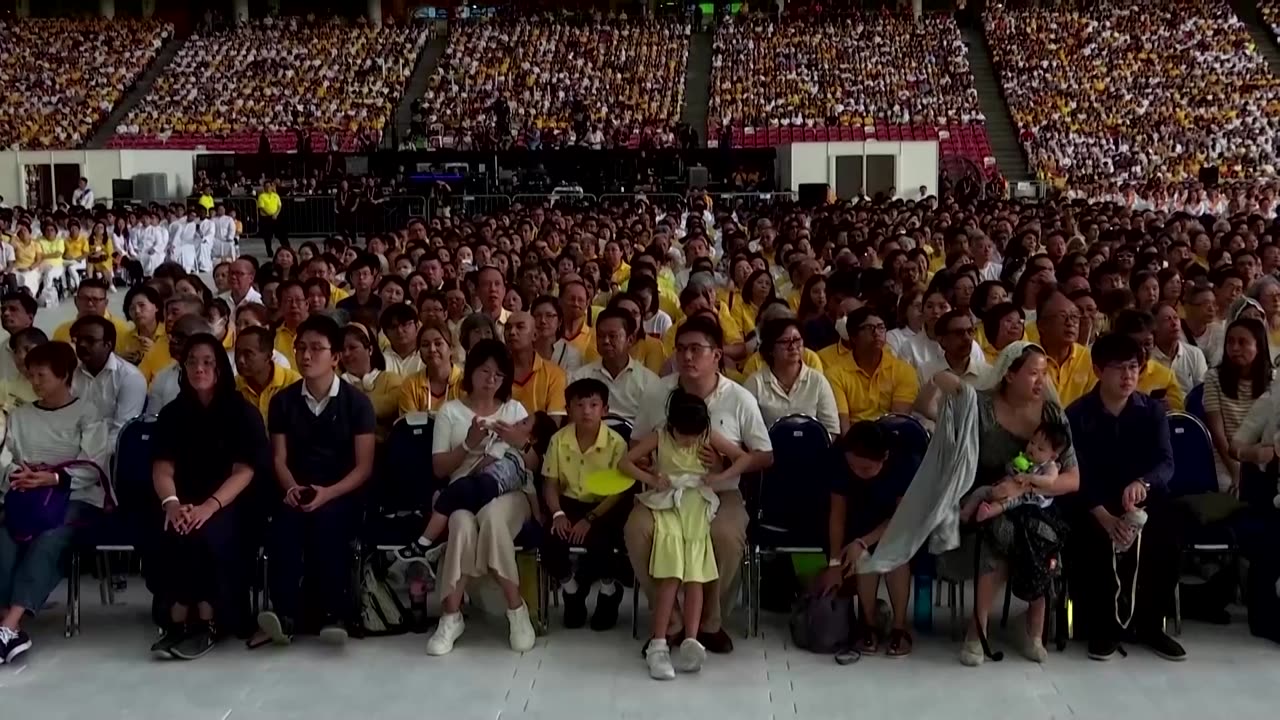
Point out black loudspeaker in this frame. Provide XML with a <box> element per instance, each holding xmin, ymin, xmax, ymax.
<box><xmin>1199</xmin><ymin>165</ymin><xmax>1219</xmax><ymax>187</ymax></box>
<box><xmin>798</xmin><ymin>183</ymin><xmax>830</xmax><ymax>206</ymax></box>
<box><xmin>112</xmin><ymin>179</ymin><xmax>134</xmax><ymax>202</ymax></box>
<box><xmin>688</xmin><ymin>166</ymin><xmax>709</xmax><ymax>187</ymax></box>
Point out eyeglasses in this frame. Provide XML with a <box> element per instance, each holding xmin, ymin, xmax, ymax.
<box><xmin>776</xmin><ymin>337</ymin><xmax>804</xmax><ymax>349</ymax></box>
<box><xmin>293</xmin><ymin>342</ymin><xmax>332</xmax><ymax>356</ymax></box>
<box><xmin>1047</xmin><ymin>311</ymin><xmax>1082</xmax><ymax>325</ymax></box>
<box><xmin>947</xmin><ymin>325</ymin><xmax>976</xmax><ymax>337</ymax></box>
<box><xmin>675</xmin><ymin>343</ymin><xmax>715</xmax><ymax>357</ymax></box>
<box><xmin>857</xmin><ymin>323</ymin><xmax>888</xmax><ymax>334</ymax></box>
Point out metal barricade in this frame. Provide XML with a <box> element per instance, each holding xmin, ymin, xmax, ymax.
<box><xmin>221</xmin><ymin>195</ymin><xmax>426</xmax><ymax>238</ymax></box>
<box><xmin>511</xmin><ymin>192</ymin><xmax>599</xmax><ymax>210</ymax></box>
<box><xmin>430</xmin><ymin>194</ymin><xmax>513</xmax><ymax>219</ymax></box>
<box><xmin>706</xmin><ymin>192</ymin><xmax>797</xmax><ymax>212</ymax></box>
<box><xmin>599</xmin><ymin>193</ymin><xmax>685</xmax><ymax>211</ymax></box>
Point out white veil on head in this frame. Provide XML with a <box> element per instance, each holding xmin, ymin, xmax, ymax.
<box><xmin>974</xmin><ymin>339</ymin><xmax>1062</xmax><ymax>406</ymax></box>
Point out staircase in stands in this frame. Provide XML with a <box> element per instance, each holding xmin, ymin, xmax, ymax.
<box><xmin>87</xmin><ymin>30</ymin><xmax>188</xmax><ymax>150</ymax></box>
<box><xmin>1230</xmin><ymin>0</ymin><xmax>1280</xmax><ymax>77</ymax></box>
<box><xmin>388</xmin><ymin>25</ymin><xmax>449</xmax><ymax>149</ymax></box>
<box><xmin>682</xmin><ymin>29</ymin><xmax>713</xmax><ymax>147</ymax></box>
<box><xmin>962</xmin><ymin>27</ymin><xmax>1032</xmax><ymax>185</ymax></box>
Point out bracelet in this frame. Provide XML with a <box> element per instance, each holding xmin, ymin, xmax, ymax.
<box><xmin>211</xmin><ymin>496</ymin><xmax>223</xmax><ymax>509</ymax></box>
<box><xmin>827</xmin><ymin>558</ymin><xmax>842</xmax><ymax>568</ymax></box>
<box><xmin>552</xmin><ymin>510</ymin><xmax>566</xmax><ymax>520</ymax></box>
<box><xmin>160</xmin><ymin>495</ymin><xmax>179</xmax><ymax>507</ymax></box>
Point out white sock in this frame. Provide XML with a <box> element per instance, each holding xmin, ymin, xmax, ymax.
<box><xmin>561</xmin><ymin>577</ymin><xmax>579</xmax><ymax>595</ymax></box>
<box><xmin>648</xmin><ymin>638</ymin><xmax>668</xmax><ymax>651</ymax></box>
<box><xmin>415</xmin><ymin>536</ymin><xmax>434</xmax><ymax>548</ymax></box>
<box><xmin>598</xmin><ymin>580</ymin><xmax>618</xmax><ymax>596</ymax></box>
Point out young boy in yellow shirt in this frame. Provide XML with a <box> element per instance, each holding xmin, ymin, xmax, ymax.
<box><xmin>541</xmin><ymin>378</ymin><xmax>629</xmax><ymax>630</ymax></box>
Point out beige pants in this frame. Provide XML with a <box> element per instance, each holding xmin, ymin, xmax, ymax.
<box><xmin>439</xmin><ymin>491</ymin><xmax>530</xmax><ymax>599</ymax></box>
<box><xmin>625</xmin><ymin>489</ymin><xmax>748</xmax><ymax>634</ymax></box>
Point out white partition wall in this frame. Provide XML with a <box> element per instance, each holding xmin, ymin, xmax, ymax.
<box><xmin>776</xmin><ymin>141</ymin><xmax>939</xmax><ymax>200</ymax></box>
<box><xmin>0</xmin><ymin>149</ymin><xmax>207</xmax><ymax>207</ymax></box>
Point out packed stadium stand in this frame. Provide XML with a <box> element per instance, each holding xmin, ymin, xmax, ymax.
<box><xmin>986</xmin><ymin>0</ymin><xmax>1280</xmax><ymax>186</ymax></box>
<box><xmin>0</xmin><ymin>18</ymin><xmax>172</xmax><ymax>150</ymax></box>
<box><xmin>707</xmin><ymin>14</ymin><xmax>993</xmax><ymax>171</ymax></box>
<box><xmin>413</xmin><ymin>16</ymin><xmax>689</xmax><ymax>149</ymax></box>
<box><xmin>107</xmin><ymin>17</ymin><xmax>426</xmax><ymax>152</ymax></box>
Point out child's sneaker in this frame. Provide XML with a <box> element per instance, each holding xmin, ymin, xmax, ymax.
<box><xmin>394</xmin><ymin>539</ymin><xmax>446</xmax><ymax>568</ymax></box>
<box><xmin>674</xmin><ymin>637</ymin><xmax>706</xmax><ymax>673</ymax></box>
<box><xmin>646</xmin><ymin>639</ymin><xmax>676</xmax><ymax>680</ymax></box>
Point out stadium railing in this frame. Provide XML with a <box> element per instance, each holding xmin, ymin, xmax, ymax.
<box><xmin>221</xmin><ymin>195</ymin><xmax>427</xmax><ymax>238</ymax></box>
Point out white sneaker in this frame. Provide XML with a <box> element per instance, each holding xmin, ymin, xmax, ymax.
<box><xmin>646</xmin><ymin>640</ymin><xmax>676</xmax><ymax>680</ymax></box>
<box><xmin>959</xmin><ymin>639</ymin><xmax>985</xmax><ymax>667</ymax></box>
<box><xmin>674</xmin><ymin>637</ymin><xmax>706</xmax><ymax>673</ymax></box>
<box><xmin>506</xmin><ymin>603</ymin><xmax>536</xmax><ymax>652</ymax></box>
<box><xmin>426</xmin><ymin>612</ymin><xmax>465</xmax><ymax>656</ymax></box>
<box><xmin>1022</xmin><ymin>635</ymin><xmax>1048</xmax><ymax>664</ymax></box>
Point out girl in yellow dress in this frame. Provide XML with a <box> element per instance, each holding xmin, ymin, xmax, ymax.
<box><xmin>85</xmin><ymin>221</ymin><xmax>115</xmax><ymax>285</ymax></box>
<box><xmin>621</xmin><ymin>388</ymin><xmax>753</xmax><ymax>681</ymax></box>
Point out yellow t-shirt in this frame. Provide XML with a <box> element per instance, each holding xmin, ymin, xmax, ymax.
<box><xmin>827</xmin><ymin>348</ymin><xmax>919</xmax><ymax>422</ymax></box>
<box><xmin>511</xmin><ymin>354</ymin><xmax>567</xmax><ymax>417</ymax></box>
<box><xmin>1045</xmin><ymin>343</ymin><xmax>1095</xmax><ymax>407</ymax></box>
<box><xmin>52</xmin><ymin>311</ymin><xmax>132</xmax><ymax>345</ymax></box>
<box><xmin>257</xmin><ymin>191</ymin><xmax>281</xmax><ymax>217</ymax></box>
<box><xmin>237</xmin><ymin>364</ymin><xmax>301</xmax><ymax>420</ymax></box>
<box><xmin>139</xmin><ymin>336</ymin><xmax>173</xmax><ymax>384</ymax></box>
<box><xmin>274</xmin><ymin>325</ymin><xmax>299</xmax><ymax>370</ymax></box>
<box><xmin>37</xmin><ymin>237</ymin><xmax>64</xmax><ymax>266</ymax></box>
<box><xmin>1087</xmin><ymin>358</ymin><xmax>1185</xmax><ymax>412</ymax></box>
<box><xmin>63</xmin><ymin>234</ymin><xmax>88</xmax><ymax>261</ymax></box>
<box><xmin>397</xmin><ymin>365</ymin><xmax>464</xmax><ymax>415</ymax></box>
<box><xmin>329</xmin><ymin>284</ymin><xmax>350</xmax><ymax>306</ymax></box>
<box><xmin>563</xmin><ymin>318</ymin><xmax>596</xmax><ymax>360</ymax></box>
<box><xmin>629</xmin><ymin>336</ymin><xmax>666</xmax><ymax>375</ymax></box>
<box><xmin>543</xmin><ymin>423</ymin><xmax>627</xmax><ymax>502</ymax></box>
<box><xmin>13</xmin><ymin>240</ymin><xmax>39</xmax><ymax>270</ymax></box>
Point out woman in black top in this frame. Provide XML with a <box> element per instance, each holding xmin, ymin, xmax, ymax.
<box><xmin>148</xmin><ymin>333</ymin><xmax>268</xmax><ymax>660</ymax></box>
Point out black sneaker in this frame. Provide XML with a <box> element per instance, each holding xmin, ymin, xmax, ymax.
<box><xmin>1136</xmin><ymin>629</ymin><xmax>1187</xmax><ymax>662</ymax></box>
<box><xmin>1087</xmin><ymin>636</ymin><xmax>1120</xmax><ymax>661</ymax></box>
<box><xmin>394</xmin><ymin>540</ymin><xmax>445</xmax><ymax>567</ymax></box>
<box><xmin>590</xmin><ymin>585</ymin><xmax>623</xmax><ymax>631</ymax></box>
<box><xmin>170</xmin><ymin>622</ymin><xmax>217</xmax><ymax>661</ymax></box>
<box><xmin>698</xmin><ymin>629</ymin><xmax>735</xmax><ymax>655</ymax></box>
<box><xmin>0</xmin><ymin>628</ymin><xmax>31</xmax><ymax>663</ymax></box>
<box><xmin>562</xmin><ymin>587</ymin><xmax>588</xmax><ymax>629</ymax></box>
<box><xmin>150</xmin><ymin>624</ymin><xmax>188</xmax><ymax>659</ymax></box>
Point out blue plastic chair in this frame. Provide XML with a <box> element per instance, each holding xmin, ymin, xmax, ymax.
<box><xmin>605</xmin><ymin>414</ymin><xmax>634</xmax><ymax>444</ymax></box>
<box><xmin>368</xmin><ymin>414</ymin><xmax>436</xmax><ymax>548</ymax></box>
<box><xmin>1186</xmin><ymin>384</ymin><xmax>1206</xmax><ymax>424</ymax></box>
<box><xmin>876</xmin><ymin>413</ymin><xmax>931</xmax><ymax>470</ymax></box>
<box><xmin>748</xmin><ymin>414</ymin><xmax>834</xmax><ymax>636</ymax></box>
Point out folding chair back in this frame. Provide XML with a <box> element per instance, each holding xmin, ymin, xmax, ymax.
<box><xmin>605</xmin><ymin>415</ymin><xmax>634</xmax><ymax>444</ymax></box>
<box><xmin>378</xmin><ymin>414</ymin><xmax>437</xmax><ymax>515</ymax></box>
<box><xmin>1167</xmin><ymin>412</ymin><xmax>1217</xmax><ymax>497</ymax></box>
<box><xmin>1186</xmin><ymin>384</ymin><xmax>1206</xmax><ymax>424</ymax></box>
<box><xmin>756</xmin><ymin>414</ymin><xmax>833</xmax><ymax>549</ymax></box>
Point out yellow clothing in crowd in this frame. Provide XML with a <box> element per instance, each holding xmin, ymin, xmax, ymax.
<box><xmin>52</xmin><ymin>311</ymin><xmax>132</xmax><ymax>344</ymax></box>
<box><xmin>827</xmin><ymin>348</ymin><xmax>919</xmax><ymax>423</ymax></box>
<box><xmin>629</xmin><ymin>336</ymin><xmax>666</xmax><ymax>375</ymax></box>
<box><xmin>543</xmin><ymin>423</ymin><xmax>628</xmax><ymax>503</ymax></box>
<box><xmin>37</xmin><ymin>237</ymin><xmax>64</xmax><ymax>266</ymax></box>
<box><xmin>1044</xmin><ymin>343</ymin><xmax>1095</xmax><ymax>407</ymax></box>
<box><xmin>257</xmin><ymin>190</ymin><xmax>281</xmax><ymax>217</ymax></box>
<box><xmin>511</xmin><ymin>353</ymin><xmax>567</xmax><ymax>417</ymax></box>
<box><xmin>274</xmin><ymin>325</ymin><xmax>299</xmax><ymax>369</ymax></box>
<box><xmin>237</xmin><ymin>364</ymin><xmax>301</xmax><ymax>419</ymax></box>
<box><xmin>398</xmin><ymin>365</ymin><xmax>465</xmax><ymax>415</ymax></box>
<box><xmin>63</xmin><ymin>234</ymin><xmax>88</xmax><ymax>261</ymax></box>
<box><xmin>139</xmin><ymin>336</ymin><xmax>174</xmax><ymax>384</ymax></box>
<box><xmin>1085</xmin><ymin>358</ymin><xmax>1185</xmax><ymax>411</ymax></box>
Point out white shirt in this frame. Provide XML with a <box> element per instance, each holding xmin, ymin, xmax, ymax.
<box><xmin>743</xmin><ymin>364</ymin><xmax>840</xmax><ymax>437</ymax></box>
<box><xmin>197</xmin><ymin>218</ymin><xmax>216</xmax><ymax>244</ymax></box>
<box><xmin>916</xmin><ymin>343</ymin><xmax>992</xmax><ymax>388</ymax></box>
<box><xmin>896</xmin><ymin>331</ymin><xmax>945</xmax><ymax>378</ymax></box>
<box><xmin>550</xmin><ymin>338</ymin><xmax>584</xmax><ymax>374</ymax></box>
<box><xmin>569</xmin><ymin>357</ymin><xmax>660</xmax><ymax>423</ymax></box>
<box><xmin>634</xmin><ymin>374</ymin><xmax>773</xmax><ymax>492</ymax></box>
<box><xmin>1190</xmin><ymin>320</ymin><xmax>1225</xmax><ymax>368</ymax></box>
<box><xmin>643</xmin><ymin>310</ymin><xmax>673</xmax><ymax>339</ymax></box>
<box><xmin>977</xmin><ymin>261</ymin><xmax>1003</xmax><ymax>282</ymax></box>
<box><xmin>147</xmin><ymin>362</ymin><xmax>182</xmax><ymax>413</ymax></box>
<box><xmin>219</xmin><ymin>287</ymin><xmax>263</xmax><ymax>308</ymax></box>
<box><xmin>383</xmin><ymin>347</ymin><xmax>425</xmax><ymax>377</ymax></box>
<box><xmin>1151</xmin><ymin>340</ymin><xmax>1208</xmax><ymax>395</ymax></box>
<box><xmin>0</xmin><ymin>343</ymin><xmax>19</xmax><ymax>383</ymax></box>
<box><xmin>213</xmin><ymin>216</ymin><xmax>237</xmax><ymax>241</ymax></box>
<box><xmin>71</xmin><ymin>354</ymin><xmax>146</xmax><ymax>442</ymax></box>
<box><xmin>72</xmin><ymin>187</ymin><xmax>94</xmax><ymax>209</ymax></box>
<box><xmin>432</xmin><ymin>398</ymin><xmax>529</xmax><ymax>481</ymax></box>
<box><xmin>302</xmin><ymin>374</ymin><xmax>342</xmax><ymax>416</ymax></box>
<box><xmin>886</xmin><ymin>327</ymin><xmax>917</xmax><ymax>358</ymax></box>
<box><xmin>227</xmin><ymin>349</ymin><xmax>293</xmax><ymax>376</ymax></box>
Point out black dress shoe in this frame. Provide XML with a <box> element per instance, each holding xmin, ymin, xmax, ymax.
<box><xmin>698</xmin><ymin>629</ymin><xmax>734</xmax><ymax>654</ymax></box>
<box><xmin>1087</xmin><ymin>636</ymin><xmax>1120</xmax><ymax>661</ymax></box>
<box><xmin>590</xmin><ymin>586</ymin><xmax>622</xmax><ymax>631</ymax></box>
<box><xmin>1136</xmin><ymin>629</ymin><xmax>1187</xmax><ymax>662</ymax></box>
<box><xmin>562</xmin><ymin>587</ymin><xmax>588</xmax><ymax>629</ymax></box>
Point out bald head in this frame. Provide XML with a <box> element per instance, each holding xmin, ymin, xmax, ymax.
<box><xmin>229</xmin><ymin>258</ymin><xmax>255</xmax><ymax>294</ymax></box>
<box><xmin>504</xmin><ymin>311</ymin><xmax>535</xmax><ymax>351</ymax></box>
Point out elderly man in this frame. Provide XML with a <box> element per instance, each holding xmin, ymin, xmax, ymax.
<box><xmin>70</xmin><ymin>315</ymin><xmax>146</xmax><ymax>443</ymax></box>
<box><xmin>626</xmin><ymin>315</ymin><xmax>773</xmax><ymax>654</ymax></box>
<box><xmin>476</xmin><ymin>265</ymin><xmax>511</xmax><ymax>332</ymax></box>
<box><xmin>1037</xmin><ymin>290</ymin><xmax>1095</xmax><ymax>406</ymax></box>
<box><xmin>568</xmin><ymin>306</ymin><xmax>660</xmax><ymax>423</ymax></box>
<box><xmin>51</xmin><ymin>278</ymin><xmax>131</xmax><ymax>344</ymax></box>
<box><xmin>218</xmin><ymin>258</ymin><xmax>262</xmax><ymax>309</ymax></box>
<box><xmin>505</xmin><ymin>310</ymin><xmax>566</xmax><ymax>419</ymax></box>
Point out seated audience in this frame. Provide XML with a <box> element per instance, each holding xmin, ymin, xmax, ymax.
<box><xmin>743</xmin><ymin>317</ymin><xmax>840</xmax><ymax>435</ymax></box>
<box><xmin>69</xmin><ymin>315</ymin><xmax>147</xmax><ymax>442</ymax></box>
<box><xmin>568</xmin><ymin>307</ymin><xmax>660</xmax><ymax>424</ymax></box>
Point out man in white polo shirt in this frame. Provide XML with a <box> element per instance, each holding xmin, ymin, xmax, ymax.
<box><xmin>568</xmin><ymin>306</ymin><xmax>659</xmax><ymax>424</ymax></box>
<box><xmin>626</xmin><ymin>315</ymin><xmax>773</xmax><ymax>654</ymax></box>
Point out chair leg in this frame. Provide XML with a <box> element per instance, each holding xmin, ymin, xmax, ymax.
<box><xmin>741</xmin><ymin>554</ymin><xmax>751</xmax><ymax>639</ymax></box>
<box><xmin>64</xmin><ymin>553</ymin><xmax>78</xmax><ymax>639</ymax></box>
<box><xmin>1173</xmin><ymin>583</ymin><xmax>1183</xmax><ymax>637</ymax></box>
<box><xmin>95</xmin><ymin>552</ymin><xmax>108</xmax><ymax>606</ymax></box>
<box><xmin>1000</xmin><ymin>582</ymin><xmax>1012</xmax><ymax>629</ymax></box>
<box><xmin>751</xmin><ymin>548</ymin><xmax>762</xmax><ymax>638</ymax></box>
<box><xmin>631</xmin><ymin>584</ymin><xmax>640</xmax><ymax>640</ymax></box>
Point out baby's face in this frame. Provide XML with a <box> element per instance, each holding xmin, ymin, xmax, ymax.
<box><xmin>1026</xmin><ymin>434</ymin><xmax>1058</xmax><ymax>465</ymax></box>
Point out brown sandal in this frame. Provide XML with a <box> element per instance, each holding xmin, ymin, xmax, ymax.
<box><xmin>886</xmin><ymin>629</ymin><xmax>913</xmax><ymax>658</ymax></box>
<box><xmin>857</xmin><ymin>625</ymin><xmax>880</xmax><ymax>654</ymax></box>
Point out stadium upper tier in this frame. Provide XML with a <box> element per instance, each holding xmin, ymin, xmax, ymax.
<box><xmin>987</xmin><ymin>0</ymin><xmax>1280</xmax><ymax>186</ymax></box>
<box><xmin>0</xmin><ymin>18</ymin><xmax>171</xmax><ymax>150</ymax></box>
<box><xmin>107</xmin><ymin>18</ymin><xmax>425</xmax><ymax>152</ymax></box>
<box><xmin>415</xmin><ymin>16</ymin><xmax>689</xmax><ymax>149</ymax></box>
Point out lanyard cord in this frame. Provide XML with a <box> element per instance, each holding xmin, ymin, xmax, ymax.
<box><xmin>1112</xmin><ymin>529</ymin><xmax>1143</xmax><ymax>630</ymax></box>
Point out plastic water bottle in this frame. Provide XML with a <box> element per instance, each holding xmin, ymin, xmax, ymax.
<box><xmin>913</xmin><ymin>574</ymin><xmax>933</xmax><ymax>632</ymax></box>
<box><xmin>1115</xmin><ymin>508</ymin><xmax>1147</xmax><ymax>553</ymax></box>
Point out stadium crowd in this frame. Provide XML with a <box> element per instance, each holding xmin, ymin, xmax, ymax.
<box><xmin>414</xmin><ymin>16</ymin><xmax>689</xmax><ymax>149</ymax></box>
<box><xmin>111</xmin><ymin>17</ymin><xmax>425</xmax><ymax>151</ymax></box>
<box><xmin>2</xmin><ymin>177</ymin><xmax>1280</xmax><ymax>678</ymax></box>
<box><xmin>986</xmin><ymin>0</ymin><xmax>1280</xmax><ymax>186</ymax></box>
<box><xmin>0</xmin><ymin>18</ymin><xmax>172</xmax><ymax>150</ymax></box>
<box><xmin>709</xmin><ymin>14</ymin><xmax>983</xmax><ymax>131</ymax></box>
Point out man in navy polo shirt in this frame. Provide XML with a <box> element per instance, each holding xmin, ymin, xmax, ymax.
<box><xmin>252</xmin><ymin>315</ymin><xmax>376</xmax><ymax>648</ymax></box>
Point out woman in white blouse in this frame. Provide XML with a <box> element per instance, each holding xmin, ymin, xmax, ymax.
<box><xmin>744</xmin><ymin>317</ymin><xmax>840</xmax><ymax>437</ymax></box>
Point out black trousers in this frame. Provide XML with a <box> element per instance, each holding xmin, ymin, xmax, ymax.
<box><xmin>260</xmin><ymin>215</ymin><xmax>289</xmax><ymax>253</ymax></box>
<box><xmin>540</xmin><ymin>497</ymin><xmax>629</xmax><ymax>586</ymax></box>
<box><xmin>267</xmin><ymin>493</ymin><xmax>358</xmax><ymax>625</ymax></box>
<box><xmin>145</xmin><ymin>505</ymin><xmax>242</xmax><ymax>621</ymax></box>
<box><xmin>1066</xmin><ymin>500</ymin><xmax>1187</xmax><ymax>640</ymax></box>
<box><xmin>433</xmin><ymin>473</ymin><xmax>506</xmax><ymax>517</ymax></box>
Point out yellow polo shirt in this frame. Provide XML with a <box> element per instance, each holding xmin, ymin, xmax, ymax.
<box><xmin>512</xmin><ymin>353</ymin><xmax>567</xmax><ymax>417</ymax></box>
<box><xmin>817</xmin><ymin>341</ymin><xmax>856</xmax><ymax>383</ymax></box>
<box><xmin>257</xmin><ymin>191</ymin><xmax>281</xmax><ymax>217</ymax></box>
<box><xmin>1088</xmin><ymin>359</ymin><xmax>1185</xmax><ymax>412</ymax></box>
<box><xmin>828</xmin><ymin>348</ymin><xmax>919</xmax><ymax>422</ymax></box>
<box><xmin>1045</xmin><ymin>342</ymin><xmax>1094</xmax><ymax>407</ymax></box>
<box><xmin>630</xmin><ymin>336</ymin><xmax>666</xmax><ymax>375</ymax></box>
<box><xmin>274</xmin><ymin>325</ymin><xmax>299</xmax><ymax>369</ymax></box>
<box><xmin>787</xmin><ymin>287</ymin><xmax>802</xmax><ymax>312</ymax></box>
<box><xmin>13</xmin><ymin>240</ymin><xmax>39</xmax><ymax>270</ymax></box>
<box><xmin>139</xmin><ymin>336</ymin><xmax>173</xmax><ymax>384</ymax></box>
<box><xmin>611</xmin><ymin>262</ymin><xmax>631</xmax><ymax>288</ymax></box>
<box><xmin>739</xmin><ymin>347</ymin><xmax>824</xmax><ymax>379</ymax></box>
<box><xmin>563</xmin><ymin>319</ymin><xmax>595</xmax><ymax>360</ymax></box>
<box><xmin>63</xmin><ymin>234</ymin><xmax>88</xmax><ymax>261</ymax></box>
<box><xmin>37</xmin><ymin>237</ymin><xmax>64</xmax><ymax>266</ymax></box>
<box><xmin>118</xmin><ymin>323</ymin><xmax>165</xmax><ymax>364</ymax></box>
<box><xmin>329</xmin><ymin>284</ymin><xmax>350</xmax><ymax>306</ymax></box>
<box><xmin>237</xmin><ymin>364</ymin><xmax>301</xmax><ymax>420</ymax></box>
<box><xmin>543</xmin><ymin>423</ymin><xmax>627</xmax><ymax>502</ymax></box>
<box><xmin>52</xmin><ymin>311</ymin><xmax>132</xmax><ymax>344</ymax></box>
<box><xmin>398</xmin><ymin>364</ymin><xmax>464</xmax><ymax>415</ymax></box>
